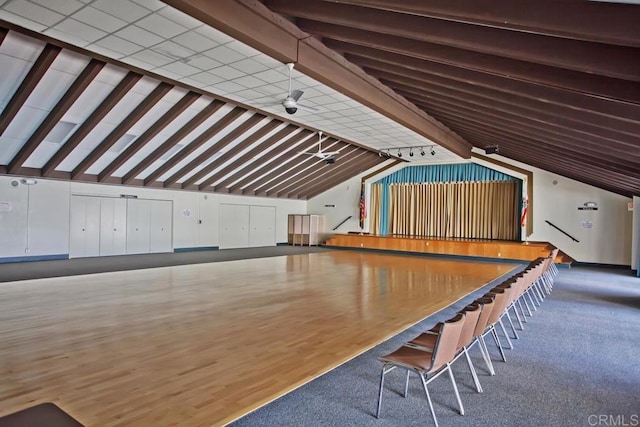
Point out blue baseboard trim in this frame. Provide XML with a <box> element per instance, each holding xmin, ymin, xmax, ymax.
<box><xmin>322</xmin><ymin>245</ymin><xmax>525</xmax><ymax>264</ymax></box>
<box><xmin>173</xmin><ymin>246</ymin><xmax>219</xmax><ymax>253</ymax></box>
<box><xmin>0</xmin><ymin>254</ymin><xmax>69</xmax><ymax>264</ymax></box>
<box><xmin>572</xmin><ymin>261</ymin><xmax>631</xmax><ymax>269</ymax></box>
<box><xmin>276</xmin><ymin>242</ymin><xmax>290</xmax><ymax>246</ymax></box>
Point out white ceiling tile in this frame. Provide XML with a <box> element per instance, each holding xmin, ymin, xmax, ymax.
<box><xmin>208</xmin><ymin>80</ymin><xmax>245</xmax><ymax>94</ymax></box>
<box><xmin>130</xmin><ymin>0</ymin><xmax>164</xmax><ymax>10</ymax></box>
<box><xmin>208</xmin><ymin>65</ymin><xmax>244</xmax><ymax>80</ymax></box>
<box><xmin>229</xmin><ymin>57</ymin><xmax>269</xmax><ymax>74</ymax></box>
<box><xmin>128</xmin><ymin>76</ymin><xmax>162</xmax><ymax>97</ymax></box>
<box><xmin>49</xmin><ymin>49</ymin><xmax>90</xmax><ymax>74</ymax></box>
<box><xmin>158</xmin><ymin>61</ymin><xmax>200</xmax><ymax>78</ymax></box>
<box><xmin>30</xmin><ymin>0</ymin><xmax>84</xmax><ymax>15</ymax></box>
<box><xmin>121</xmin><ymin>56</ymin><xmax>155</xmax><ymax>70</ymax></box>
<box><xmin>92</xmin><ymin>0</ymin><xmax>151</xmax><ymax>21</ymax></box>
<box><xmin>3</xmin><ymin>105</ymin><xmax>48</xmax><ymax>139</ymax></box>
<box><xmin>85</xmin><ymin>43</ymin><xmax>124</xmax><ymax>59</ymax></box>
<box><xmin>173</xmin><ymin>29</ymin><xmax>220</xmax><ymax>52</ymax></box>
<box><xmin>152</xmin><ymin>40</ymin><xmax>195</xmax><ymax>61</ymax></box>
<box><xmin>52</xmin><ymin>18</ymin><xmax>108</xmax><ymax>43</ymax></box>
<box><xmin>4</xmin><ymin>0</ymin><xmax>64</xmax><ymax>26</ymax></box>
<box><xmin>183</xmin><ymin>71</ymin><xmax>223</xmax><ymax>87</ymax></box>
<box><xmin>43</xmin><ymin>28</ymin><xmax>90</xmax><ymax>47</ymax></box>
<box><xmin>0</xmin><ymin>55</ymin><xmax>32</xmax><ymax>104</ymax></box>
<box><xmin>0</xmin><ymin>10</ymin><xmax>47</xmax><ymax>32</ymax></box>
<box><xmin>157</xmin><ymin>7</ymin><xmax>202</xmax><ymax>29</ymax></box>
<box><xmin>63</xmin><ymin>80</ymin><xmax>116</xmax><ymax>122</ymax></box>
<box><xmin>194</xmin><ymin>26</ymin><xmax>234</xmax><ymax>45</ymax></box>
<box><xmin>24</xmin><ymin>140</ymin><xmax>61</xmax><ymax>168</ymax></box>
<box><xmin>115</xmin><ymin>25</ymin><xmax>164</xmax><ymax>48</ymax></box>
<box><xmin>225</xmin><ymin>40</ymin><xmax>262</xmax><ymax>58</ymax></box>
<box><xmin>24</xmin><ymin>68</ymin><xmax>78</xmax><ymax>111</ymax></box>
<box><xmin>232</xmin><ymin>88</ymin><xmax>269</xmax><ymax>101</ymax></box>
<box><xmin>72</xmin><ymin>6</ymin><xmax>128</xmax><ymax>33</ymax></box>
<box><xmin>203</xmin><ymin>45</ymin><xmax>245</xmax><ymax>63</ymax></box>
<box><xmin>92</xmin><ymin>35</ymin><xmax>143</xmax><ymax>57</ymax></box>
<box><xmin>183</xmin><ymin>55</ymin><xmax>222</xmax><ymax>71</ymax></box>
<box><xmin>93</xmin><ymin>64</ymin><xmax>128</xmax><ymax>85</ymax></box>
<box><xmin>0</xmin><ymin>135</ymin><xmax>25</xmax><ymax>164</ymax></box>
<box><xmin>136</xmin><ymin>13</ymin><xmax>188</xmax><ymax>39</ymax></box>
<box><xmin>231</xmin><ymin>75</ymin><xmax>266</xmax><ymax>89</ymax></box>
<box><xmin>252</xmin><ymin>69</ymin><xmax>288</xmax><ymax>84</ymax></box>
<box><xmin>128</xmin><ymin>49</ymin><xmax>173</xmax><ymax>67</ymax></box>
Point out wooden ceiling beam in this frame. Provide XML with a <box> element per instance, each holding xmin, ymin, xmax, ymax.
<box><xmin>163</xmin><ymin>0</ymin><xmax>472</xmax><ymax>158</ymax></box>
<box><xmin>0</xmin><ymin>27</ymin><xmax>7</xmax><ymax>45</ymax></box>
<box><xmin>459</xmin><ymin>133</ymin><xmax>639</xmax><ymax>188</ymax></box>
<box><xmin>305</xmin><ymin>155</ymin><xmax>384</xmax><ymax>199</ymax></box>
<box><xmin>8</xmin><ymin>59</ymin><xmax>105</xmax><ymax>174</ymax></box>
<box><xmin>275</xmin><ymin>1</ymin><xmax>639</xmax><ymax>81</ymax></box>
<box><xmin>394</xmin><ymin>85</ymin><xmax>639</xmax><ymax>146</ymax></box>
<box><xmin>42</xmin><ymin>72</ymin><xmax>143</xmax><ymax>177</ymax></box>
<box><xmin>328</xmin><ymin>0</ymin><xmax>640</xmax><ymax>47</ymax></box>
<box><xmin>447</xmin><ymin>122</ymin><xmax>640</xmax><ymax>179</ymax></box>
<box><xmin>375</xmin><ymin>72</ymin><xmax>640</xmax><ymax>138</ymax></box>
<box><xmin>0</xmin><ymin>44</ymin><xmax>61</xmax><ymax>136</ymax></box>
<box><xmin>408</xmin><ymin>93</ymin><xmax>640</xmax><ymax>154</ymax></box>
<box><xmin>323</xmin><ymin>36</ymin><xmax>640</xmax><ymax>105</ymax></box>
<box><xmin>164</xmin><ymin>114</ymin><xmax>266</xmax><ymax>188</ymax></box>
<box><xmin>201</xmin><ymin>124</ymin><xmax>298</xmax><ymax>190</ymax></box>
<box><xmin>420</xmin><ymin>102</ymin><xmax>640</xmax><ymax>162</ymax></box>
<box><xmin>97</xmin><ymin>92</ymin><xmax>201</xmax><ymax>182</ymax></box>
<box><xmin>142</xmin><ymin>106</ymin><xmax>246</xmax><ymax>185</ymax></box>
<box><xmin>275</xmin><ymin>147</ymin><xmax>363</xmax><ymax>197</ymax></box>
<box><xmin>122</xmin><ymin>99</ymin><xmax>224</xmax><ymax>185</ymax></box>
<box><xmin>180</xmin><ymin>118</ymin><xmax>281</xmax><ymax>189</ymax></box>
<box><xmin>352</xmin><ymin>55</ymin><xmax>640</xmax><ymax>124</ymax></box>
<box><xmin>71</xmin><ymin>82</ymin><xmax>172</xmax><ymax>179</ymax></box>
<box><xmin>223</xmin><ymin>130</ymin><xmax>315</xmax><ymax>194</ymax></box>
<box><xmin>296</xmin><ymin>152</ymin><xmax>380</xmax><ymax>199</ymax></box>
<box><xmin>250</xmin><ymin>139</ymin><xmax>346</xmax><ymax>196</ymax></box>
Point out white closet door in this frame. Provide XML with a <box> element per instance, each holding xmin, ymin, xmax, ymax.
<box><xmin>69</xmin><ymin>196</ymin><xmax>101</xmax><ymax>258</ymax></box>
<box><xmin>99</xmin><ymin>198</ymin><xmax>126</xmax><ymax>256</ymax></box>
<box><xmin>149</xmin><ymin>199</ymin><xmax>173</xmax><ymax>253</ymax></box>
<box><xmin>249</xmin><ymin>206</ymin><xmax>276</xmax><ymax>247</ymax></box>
<box><xmin>126</xmin><ymin>199</ymin><xmax>151</xmax><ymax>254</ymax></box>
<box><xmin>219</xmin><ymin>204</ymin><xmax>250</xmax><ymax>249</ymax></box>
<box><xmin>235</xmin><ymin>205</ymin><xmax>250</xmax><ymax>248</ymax></box>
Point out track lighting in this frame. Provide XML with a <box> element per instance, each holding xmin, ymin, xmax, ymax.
<box><xmin>430</xmin><ymin>147</ymin><xmax>436</xmax><ymax>156</ymax></box>
<box><xmin>420</xmin><ymin>148</ymin><xmax>426</xmax><ymax>156</ymax></box>
<box><xmin>379</xmin><ymin>145</ymin><xmax>437</xmax><ymax>159</ymax></box>
<box><xmin>409</xmin><ymin>148</ymin><xmax>414</xmax><ymax>157</ymax></box>
<box><xmin>397</xmin><ymin>150</ymin><xmax>402</xmax><ymax>157</ymax></box>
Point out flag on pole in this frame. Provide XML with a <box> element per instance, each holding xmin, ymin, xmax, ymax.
<box><xmin>520</xmin><ymin>197</ymin><xmax>528</xmax><ymax>228</ymax></box>
<box><xmin>359</xmin><ymin>184</ymin><xmax>366</xmax><ymax>229</ymax></box>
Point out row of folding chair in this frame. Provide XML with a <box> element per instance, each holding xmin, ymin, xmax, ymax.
<box><xmin>375</xmin><ymin>249</ymin><xmax>560</xmax><ymax>426</ymax></box>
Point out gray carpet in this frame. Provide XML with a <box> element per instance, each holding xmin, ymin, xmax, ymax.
<box><xmin>0</xmin><ymin>246</ymin><xmax>331</xmax><ymax>282</ymax></box>
<box><xmin>231</xmin><ymin>265</ymin><xmax>640</xmax><ymax>427</ymax></box>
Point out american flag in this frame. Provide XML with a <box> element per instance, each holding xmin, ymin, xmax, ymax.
<box><xmin>359</xmin><ymin>185</ymin><xmax>366</xmax><ymax>229</ymax></box>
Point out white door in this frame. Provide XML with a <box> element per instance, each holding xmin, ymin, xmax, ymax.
<box><xmin>149</xmin><ymin>199</ymin><xmax>173</xmax><ymax>253</ymax></box>
<box><xmin>126</xmin><ymin>199</ymin><xmax>151</xmax><ymax>254</ymax></box>
<box><xmin>219</xmin><ymin>204</ymin><xmax>250</xmax><ymax>249</ymax></box>
<box><xmin>69</xmin><ymin>195</ymin><xmax>100</xmax><ymax>258</ymax></box>
<box><xmin>249</xmin><ymin>205</ymin><xmax>276</xmax><ymax>247</ymax></box>
<box><xmin>99</xmin><ymin>198</ymin><xmax>127</xmax><ymax>256</ymax></box>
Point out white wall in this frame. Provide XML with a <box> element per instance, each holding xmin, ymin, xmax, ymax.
<box><xmin>310</xmin><ymin>156</ymin><xmax>633</xmax><ymax>266</ymax></box>
<box><xmin>475</xmin><ymin>153</ymin><xmax>632</xmax><ymax>265</ymax></box>
<box><xmin>0</xmin><ymin>175</ymin><xmax>306</xmax><ymax>260</ymax></box>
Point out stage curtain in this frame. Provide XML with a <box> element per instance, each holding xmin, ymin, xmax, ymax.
<box><xmin>370</xmin><ymin>184</ymin><xmax>383</xmax><ymax>233</ymax></box>
<box><xmin>385</xmin><ymin>181</ymin><xmax>519</xmax><ymax>240</ymax></box>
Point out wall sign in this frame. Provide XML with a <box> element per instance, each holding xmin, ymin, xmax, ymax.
<box><xmin>581</xmin><ymin>220</ymin><xmax>593</xmax><ymax>229</ymax></box>
<box><xmin>0</xmin><ymin>202</ymin><xmax>12</xmax><ymax>212</ymax></box>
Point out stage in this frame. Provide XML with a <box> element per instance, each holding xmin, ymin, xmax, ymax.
<box><xmin>324</xmin><ymin>233</ymin><xmax>556</xmax><ymax>262</ymax></box>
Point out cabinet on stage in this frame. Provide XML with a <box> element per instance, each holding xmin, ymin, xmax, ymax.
<box><xmin>287</xmin><ymin>214</ymin><xmax>324</xmax><ymax>246</ymax></box>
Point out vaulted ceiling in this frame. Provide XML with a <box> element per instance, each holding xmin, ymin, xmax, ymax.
<box><xmin>1</xmin><ymin>0</ymin><xmax>639</xmax><ymax>198</ymax></box>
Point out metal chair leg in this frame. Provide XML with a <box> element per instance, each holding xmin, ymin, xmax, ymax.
<box><xmin>404</xmin><ymin>369</ymin><xmax>410</xmax><ymax>398</ymax></box>
<box><xmin>419</xmin><ymin>373</ymin><xmax>439</xmax><ymax>427</ymax></box>
<box><xmin>498</xmin><ymin>318</ymin><xmax>514</xmax><ymax>349</ymax></box>
<box><xmin>479</xmin><ymin>335</ymin><xmax>496</xmax><ymax>375</ymax></box>
<box><xmin>447</xmin><ymin>364</ymin><xmax>465</xmax><ymax>416</ymax></box>
<box><xmin>463</xmin><ymin>348</ymin><xmax>483</xmax><ymax>393</ymax></box>
<box><xmin>376</xmin><ymin>367</ymin><xmax>387</xmax><ymax>418</ymax></box>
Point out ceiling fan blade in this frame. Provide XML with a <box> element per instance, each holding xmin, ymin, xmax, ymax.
<box><xmin>290</xmin><ymin>89</ymin><xmax>304</xmax><ymax>102</ymax></box>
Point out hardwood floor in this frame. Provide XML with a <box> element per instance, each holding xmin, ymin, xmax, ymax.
<box><xmin>0</xmin><ymin>251</ymin><xmax>517</xmax><ymax>426</ymax></box>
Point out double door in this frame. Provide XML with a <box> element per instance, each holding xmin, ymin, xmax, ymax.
<box><xmin>219</xmin><ymin>204</ymin><xmax>276</xmax><ymax>249</ymax></box>
<box><xmin>69</xmin><ymin>196</ymin><xmax>172</xmax><ymax>258</ymax></box>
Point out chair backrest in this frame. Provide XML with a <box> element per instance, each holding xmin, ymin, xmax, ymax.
<box><xmin>473</xmin><ymin>296</ymin><xmax>496</xmax><ymax>337</ymax></box>
<box><xmin>457</xmin><ymin>302</ymin><xmax>482</xmax><ymax>350</ymax></box>
<box><xmin>485</xmin><ymin>288</ymin><xmax>509</xmax><ymax>325</ymax></box>
<box><xmin>431</xmin><ymin>313</ymin><xmax>465</xmax><ymax>370</ymax></box>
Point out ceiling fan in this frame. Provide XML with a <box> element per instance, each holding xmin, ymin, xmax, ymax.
<box><xmin>259</xmin><ymin>63</ymin><xmax>318</xmax><ymax>115</ymax></box>
<box><xmin>300</xmin><ymin>131</ymin><xmax>340</xmax><ymax>163</ymax></box>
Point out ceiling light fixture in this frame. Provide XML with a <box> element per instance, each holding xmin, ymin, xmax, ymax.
<box><xmin>420</xmin><ymin>147</ymin><xmax>426</xmax><ymax>156</ymax></box>
<box><xmin>409</xmin><ymin>148</ymin><xmax>414</xmax><ymax>157</ymax></box>
<box><xmin>430</xmin><ymin>147</ymin><xmax>436</xmax><ymax>156</ymax></box>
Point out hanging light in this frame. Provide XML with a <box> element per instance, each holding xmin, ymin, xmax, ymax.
<box><xmin>430</xmin><ymin>147</ymin><xmax>436</xmax><ymax>156</ymax></box>
<box><xmin>409</xmin><ymin>148</ymin><xmax>414</xmax><ymax>157</ymax></box>
<box><xmin>420</xmin><ymin>147</ymin><xmax>426</xmax><ymax>156</ymax></box>
<box><xmin>397</xmin><ymin>149</ymin><xmax>402</xmax><ymax>158</ymax></box>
